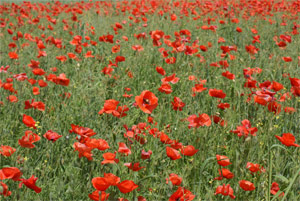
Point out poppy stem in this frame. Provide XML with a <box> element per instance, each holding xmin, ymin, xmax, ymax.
<box><xmin>267</xmin><ymin>148</ymin><xmax>272</xmax><ymax>201</ymax></box>
<box><xmin>280</xmin><ymin>166</ymin><xmax>300</xmax><ymax>201</ymax></box>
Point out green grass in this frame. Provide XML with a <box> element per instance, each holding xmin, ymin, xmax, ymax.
<box><xmin>0</xmin><ymin>0</ymin><xmax>300</xmax><ymax>200</ymax></box>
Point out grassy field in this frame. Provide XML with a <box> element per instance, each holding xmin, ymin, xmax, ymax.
<box><xmin>0</xmin><ymin>0</ymin><xmax>300</xmax><ymax>200</ymax></box>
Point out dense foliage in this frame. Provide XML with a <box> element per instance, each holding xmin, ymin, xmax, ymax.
<box><xmin>1</xmin><ymin>0</ymin><xmax>300</xmax><ymax>200</ymax></box>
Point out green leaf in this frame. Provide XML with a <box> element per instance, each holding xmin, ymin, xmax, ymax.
<box><xmin>274</xmin><ymin>174</ymin><xmax>290</xmax><ymax>184</ymax></box>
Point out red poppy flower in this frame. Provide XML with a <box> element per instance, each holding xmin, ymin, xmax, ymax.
<box><xmin>187</xmin><ymin>113</ymin><xmax>211</xmax><ymax>128</ymax></box>
<box><xmin>169</xmin><ymin>186</ymin><xmax>195</xmax><ymax>201</ymax></box>
<box><xmin>70</xmin><ymin>124</ymin><xmax>96</xmax><ymax>141</ymax></box>
<box><xmin>111</xmin><ymin>45</ymin><xmax>120</xmax><ymax>53</ymax></box>
<box><xmin>0</xmin><ymin>167</ymin><xmax>22</xmax><ymax>181</ymax></box>
<box><xmin>236</xmin><ymin>27</ymin><xmax>242</xmax><ymax>32</ymax></box>
<box><xmin>192</xmin><ymin>84</ymin><xmax>207</xmax><ymax>96</ymax></box>
<box><xmin>115</xmin><ymin>55</ymin><xmax>125</xmax><ymax>63</ymax></box>
<box><xmin>67</xmin><ymin>52</ymin><xmax>77</xmax><ymax>59</ymax></box>
<box><xmin>102</xmin><ymin>101</ymin><xmax>128</xmax><ymax>118</ymax></box>
<box><xmin>37</xmin><ymin>41</ymin><xmax>46</xmax><ymax>49</ymax></box>
<box><xmin>188</xmin><ymin>75</ymin><xmax>196</xmax><ymax>81</ymax></box>
<box><xmin>141</xmin><ymin>149</ymin><xmax>152</xmax><ymax>160</ymax></box>
<box><xmin>210</xmin><ymin>63</ymin><xmax>220</xmax><ymax>68</ymax></box>
<box><xmin>89</xmin><ymin>190</ymin><xmax>110</xmax><ymax>201</ymax></box>
<box><xmin>216</xmin><ymin>155</ymin><xmax>232</xmax><ymax>167</ymax></box>
<box><xmin>73</xmin><ymin>142</ymin><xmax>93</xmax><ymax>160</ymax></box>
<box><xmin>100</xmin><ymin>66</ymin><xmax>114</xmax><ymax>77</ymax></box>
<box><xmin>220</xmin><ymin>45</ymin><xmax>237</xmax><ymax>54</ymax></box>
<box><xmin>171</xmin><ymin>97</ymin><xmax>185</xmax><ymax>111</ymax></box>
<box><xmin>122</xmin><ymin>35</ymin><xmax>129</xmax><ymax>41</ymax></box>
<box><xmin>32</xmin><ymin>68</ymin><xmax>46</xmax><ymax>76</ymax></box>
<box><xmin>219</xmin><ymin>60</ymin><xmax>229</xmax><ymax>68</ymax></box>
<box><xmin>43</xmin><ymin>130</ymin><xmax>62</xmax><ymax>142</ymax></box>
<box><xmin>165</xmin><ymin>57</ymin><xmax>176</xmax><ymax>64</ymax></box>
<box><xmin>117</xmin><ymin>180</ymin><xmax>138</xmax><ymax>194</ymax></box>
<box><xmin>123</xmin><ymin>92</ymin><xmax>133</xmax><ymax>98</ymax></box>
<box><xmin>222</xmin><ymin>71</ymin><xmax>235</xmax><ymax>80</ymax></box>
<box><xmin>275</xmin><ymin>133</ymin><xmax>299</xmax><ymax>147</ymax></box>
<box><xmin>132</xmin><ymin>45</ymin><xmax>144</xmax><ymax>51</ymax></box>
<box><xmin>0</xmin><ymin>182</ymin><xmax>11</xmax><ymax>196</ymax></box>
<box><xmin>32</xmin><ymin>87</ymin><xmax>40</xmax><ymax>95</ymax></box>
<box><xmin>56</xmin><ymin>55</ymin><xmax>67</xmax><ymax>62</ymax></box>
<box><xmin>168</xmin><ymin>173</ymin><xmax>182</xmax><ymax>186</ymax></box>
<box><xmin>245</xmin><ymin>45</ymin><xmax>259</xmax><ymax>55</ymax></box>
<box><xmin>53</xmin><ymin>73</ymin><xmax>70</xmax><ymax>86</ymax></box>
<box><xmin>38</xmin><ymin>80</ymin><xmax>48</xmax><ymax>87</ymax></box>
<box><xmin>239</xmin><ymin>180</ymin><xmax>255</xmax><ymax>191</ymax></box>
<box><xmin>279</xmin><ymin>34</ymin><xmax>291</xmax><ymax>43</ymax></box>
<box><xmin>156</xmin><ymin>66</ymin><xmax>166</xmax><ymax>75</ymax></box>
<box><xmin>270</xmin><ymin>182</ymin><xmax>284</xmax><ymax>196</ymax></box>
<box><xmin>98</xmin><ymin>99</ymin><xmax>119</xmax><ymax>114</ymax></box>
<box><xmin>276</xmin><ymin>41</ymin><xmax>287</xmax><ymax>48</ymax></box>
<box><xmin>99</xmin><ymin>34</ymin><xmax>114</xmax><ymax>43</ymax></box>
<box><xmin>170</xmin><ymin>13</ymin><xmax>177</xmax><ymax>21</ymax></box>
<box><xmin>138</xmin><ymin>196</ymin><xmax>146</xmax><ymax>201</ymax></box>
<box><xmin>135</xmin><ymin>90</ymin><xmax>158</xmax><ymax>114</ymax></box>
<box><xmin>217</xmin><ymin>102</ymin><xmax>230</xmax><ymax>110</ymax></box>
<box><xmin>22</xmin><ymin>114</ymin><xmax>36</xmax><ymax>129</ymax></box>
<box><xmin>27</xmin><ymin>78</ymin><xmax>36</xmax><ymax>85</ymax></box>
<box><xmin>24</xmin><ymin>99</ymin><xmax>45</xmax><ymax>111</ymax></box>
<box><xmin>246</xmin><ymin>162</ymin><xmax>265</xmax><ymax>173</ymax></box>
<box><xmin>124</xmin><ymin>163</ymin><xmax>145</xmax><ymax>171</ymax></box>
<box><xmin>6</xmin><ymin>78</ymin><xmax>13</xmax><ymax>83</ymax></box>
<box><xmin>19</xmin><ymin>175</ymin><xmax>41</xmax><ymax>193</ymax></box>
<box><xmin>88</xmin><ymin>190</ymin><xmax>99</xmax><ymax>201</ymax></box>
<box><xmin>19</xmin><ymin>130</ymin><xmax>41</xmax><ymax>148</ymax></box>
<box><xmin>181</xmin><ymin>145</ymin><xmax>198</xmax><ymax>156</ymax></box>
<box><xmin>214</xmin><ymin>168</ymin><xmax>234</xmax><ymax>180</ymax></box>
<box><xmin>101</xmin><ymin>152</ymin><xmax>119</xmax><ymax>164</ymax></box>
<box><xmin>160</xmin><ymin>132</ymin><xmax>173</xmax><ymax>144</ymax></box>
<box><xmin>45</xmin><ymin>74</ymin><xmax>56</xmax><ymax>82</ymax></box>
<box><xmin>2</xmin><ymin>82</ymin><xmax>14</xmax><ymax>92</ymax></box>
<box><xmin>230</xmin><ymin>119</ymin><xmax>258</xmax><ymax>138</ymax></box>
<box><xmin>118</xmin><ymin>142</ymin><xmax>131</xmax><ymax>155</ymax></box>
<box><xmin>103</xmin><ymin>173</ymin><xmax>120</xmax><ymax>186</ymax></box>
<box><xmin>0</xmin><ymin>145</ymin><xmax>16</xmax><ymax>157</ymax></box>
<box><xmin>37</xmin><ymin>51</ymin><xmax>47</xmax><ymax>58</ymax></box>
<box><xmin>7</xmin><ymin>95</ymin><xmax>18</xmax><ymax>103</ymax></box>
<box><xmin>289</xmin><ymin>77</ymin><xmax>300</xmax><ymax>87</ymax></box>
<box><xmin>151</xmin><ymin>30</ymin><xmax>164</xmax><ymax>46</ymax></box>
<box><xmin>215</xmin><ymin>184</ymin><xmax>235</xmax><ymax>199</ymax></box>
<box><xmin>284</xmin><ymin>107</ymin><xmax>296</xmax><ymax>114</ymax></box>
<box><xmin>85</xmin><ymin>51</ymin><xmax>95</xmax><ymax>58</ymax></box>
<box><xmin>271</xmin><ymin>81</ymin><xmax>284</xmax><ymax>91</ymax></box>
<box><xmin>32</xmin><ymin>55</ymin><xmax>44</xmax><ymax>64</ymax></box>
<box><xmin>254</xmin><ymin>93</ymin><xmax>272</xmax><ymax>106</ymax></box>
<box><xmin>8</xmin><ymin>52</ymin><xmax>18</xmax><ymax>59</ymax></box>
<box><xmin>0</xmin><ymin>65</ymin><xmax>10</xmax><ymax>73</ymax></box>
<box><xmin>291</xmin><ymin>86</ymin><xmax>300</xmax><ymax>97</ymax></box>
<box><xmin>92</xmin><ymin>177</ymin><xmax>110</xmax><ymax>191</ymax></box>
<box><xmin>166</xmin><ymin>146</ymin><xmax>181</xmax><ymax>160</ymax></box>
<box><xmin>209</xmin><ymin>89</ymin><xmax>226</xmax><ymax>99</ymax></box>
<box><xmin>161</xmin><ymin>74</ymin><xmax>180</xmax><ymax>84</ymax></box>
<box><xmin>212</xmin><ymin>115</ymin><xmax>227</xmax><ymax>127</ymax></box>
<box><xmin>252</xmin><ymin>35</ymin><xmax>261</xmax><ymax>44</ymax></box>
<box><xmin>218</xmin><ymin>37</ymin><xmax>226</xmax><ymax>43</ymax></box>
<box><xmin>158</xmin><ymin>82</ymin><xmax>172</xmax><ymax>94</ymax></box>
<box><xmin>268</xmin><ymin>101</ymin><xmax>282</xmax><ymax>114</ymax></box>
<box><xmin>85</xmin><ymin>138</ymin><xmax>109</xmax><ymax>151</ymax></box>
